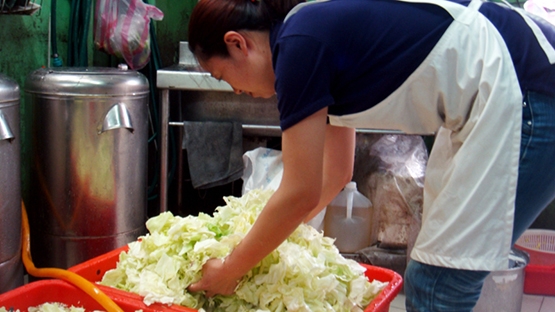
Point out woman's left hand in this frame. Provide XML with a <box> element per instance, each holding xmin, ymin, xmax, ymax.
<box><xmin>187</xmin><ymin>258</ymin><xmax>240</xmax><ymax>297</ymax></box>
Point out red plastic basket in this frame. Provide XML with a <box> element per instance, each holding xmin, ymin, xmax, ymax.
<box><xmin>515</xmin><ymin>229</ymin><xmax>555</xmax><ymax>266</ymax></box>
<box><xmin>0</xmin><ymin>279</ymin><xmax>192</xmax><ymax>311</ymax></box>
<box><xmin>514</xmin><ymin>229</ymin><xmax>555</xmax><ymax>296</ymax></box>
<box><xmin>523</xmin><ymin>263</ymin><xmax>555</xmax><ymax>296</ymax></box>
<box><xmin>360</xmin><ymin>263</ymin><xmax>404</xmax><ymax>312</ymax></box>
<box><xmin>69</xmin><ymin>245</ymin><xmax>403</xmax><ymax>312</ymax></box>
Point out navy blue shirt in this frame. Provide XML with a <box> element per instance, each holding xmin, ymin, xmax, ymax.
<box><xmin>270</xmin><ymin>0</ymin><xmax>555</xmax><ymax>130</ymax></box>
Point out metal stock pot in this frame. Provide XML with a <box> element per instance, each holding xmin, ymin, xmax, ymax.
<box><xmin>0</xmin><ymin>73</ymin><xmax>23</xmax><ymax>294</ymax></box>
<box><xmin>23</xmin><ymin>67</ymin><xmax>150</xmax><ymax>269</ymax></box>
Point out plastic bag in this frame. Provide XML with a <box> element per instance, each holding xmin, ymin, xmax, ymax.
<box><xmin>241</xmin><ymin>147</ymin><xmax>326</xmax><ymax>231</ymax></box>
<box><xmin>524</xmin><ymin>0</ymin><xmax>555</xmax><ymax>26</ymax></box>
<box><xmin>94</xmin><ymin>0</ymin><xmax>164</xmax><ymax>69</ymax></box>
<box><xmin>241</xmin><ymin>147</ymin><xmax>283</xmax><ymax>194</ymax></box>
<box><xmin>365</xmin><ymin>135</ymin><xmax>427</xmax><ymax>250</ymax></box>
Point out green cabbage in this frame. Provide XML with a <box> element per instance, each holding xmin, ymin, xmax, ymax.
<box><xmin>100</xmin><ymin>189</ymin><xmax>386</xmax><ymax>311</ymax></box>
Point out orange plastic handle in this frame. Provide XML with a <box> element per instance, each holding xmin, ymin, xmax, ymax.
<box><xmin>21</xmin><ymin>201</ymin><xmax>124</xmax><ymax>312</ymax></box>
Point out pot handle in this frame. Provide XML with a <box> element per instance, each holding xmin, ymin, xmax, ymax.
<box><xmin>0</xmin><ymin>111</ymin><xmax>14</xmax><ymax>142</ymax></box>
<box><xmin>99</xmin><ymin>103</ymin><xmax>134</xmax><ymax>134</ymax></box>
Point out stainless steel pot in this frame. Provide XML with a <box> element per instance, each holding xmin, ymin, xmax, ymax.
<box><xmin>24</xmin><ymin>67</ymin><xmax>149</xmax><ymax>269</ymax></box>
<box><xmin>475</xmin><ymin>248</ymin><xmax>530</xmax><ymax>312</ymax></box>
<box><xmin>0</xmin><ymin>73</ymin><xmax>23</xmax><ymax>294</ymax></box>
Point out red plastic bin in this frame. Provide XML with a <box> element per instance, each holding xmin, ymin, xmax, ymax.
<box><xmin>0</xmin><ymin>279</ymin><xmax>193</xmax><ymax>311</ymax></box>
<box><xmin>360</xmin><ymin>263</ymin><xmax>404</xmax><ymax>312</ymax></box>
<box><xmin>69</xmin><ymin>245</ymin><xmax>403</xmax><ymax>312</ymax></box>
<box><xmin>523</xmin><ymin>264</ymin><xmax>555</xmax><ymax>296</ymax></box>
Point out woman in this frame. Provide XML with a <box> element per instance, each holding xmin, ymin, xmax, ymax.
<box><xmin>186</xmin><ymin>0</ymin><xmax>555</xmax><ymax>310</ymax></box>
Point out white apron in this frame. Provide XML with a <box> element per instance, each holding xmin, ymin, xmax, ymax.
<box><xmin>329</xmin><ymin>0</ymin><xmax>523</xmax><ymax>271</ymax></box>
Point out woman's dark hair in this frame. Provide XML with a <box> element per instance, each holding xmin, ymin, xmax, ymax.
<box><xmin>188</xmin><ymin>0</ymin><xmax>305</xmax><ymax>61</ymax></box>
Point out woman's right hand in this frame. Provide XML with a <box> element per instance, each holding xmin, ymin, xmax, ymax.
<box><xmin>188</xmin><ymin>258</ymin><xmax>241</xmax><ymax>297</ymax></box>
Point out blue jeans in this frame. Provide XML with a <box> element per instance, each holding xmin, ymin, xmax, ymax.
<box><xmin>405</xmin><ymin>91</ymin><xmax>555</xmax><ymax>311</ymax></box>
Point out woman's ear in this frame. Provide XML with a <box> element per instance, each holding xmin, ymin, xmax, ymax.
<box><xmin>224</xmin><ymin>31</ymin><xmax>249</xmax><ymax>57</ymax></box>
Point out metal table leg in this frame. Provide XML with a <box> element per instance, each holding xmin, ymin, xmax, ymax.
<box><xmin>159</xmin><ymin>89</ymin><xmax>169</xmax><ymax>213</ymax></box>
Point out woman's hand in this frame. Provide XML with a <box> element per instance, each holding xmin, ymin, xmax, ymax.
<box><xmin>187</xmin><ymin>258</ymin><xmax>240</xmax><ymax>297</ymax></box>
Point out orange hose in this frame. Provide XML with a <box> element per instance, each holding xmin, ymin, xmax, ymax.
<box><xmin>21</xmin><ymin>201</ymin><xmax>124</xmax><ymax>312</ymax></box>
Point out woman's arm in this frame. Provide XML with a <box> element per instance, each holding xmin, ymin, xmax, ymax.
<box><xmin>188</xmin><ymin>107</ymin><xmax>332</xmax><ymax>296</ymax></box>
<box><xmin>304</xmin><ymin>124</ymin><xmax>356</xmax><ymax>222</ymax></box>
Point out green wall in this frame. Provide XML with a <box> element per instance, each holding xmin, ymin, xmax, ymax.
<box><xmin>0</xmin><ymin>6</ymin><xmax>53</xmax><ymax>90</ymax></box>
<box><xmin>155</xmin><ymin>1</ymin><xmax>198</xmax><ymax>67</ymax></box>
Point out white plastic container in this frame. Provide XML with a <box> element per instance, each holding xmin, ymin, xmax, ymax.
<box><xmin>324</xmin><ymin>182</ymin><xmax>373</xmax><ymax>253</ymax></box>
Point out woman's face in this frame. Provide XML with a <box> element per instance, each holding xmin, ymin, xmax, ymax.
<box><xmin>200</xmin><ymin>54</ymin><xmax>276</xmax><ymax>98</ymax></box>
<box><xmin>198</xmin><ymin>31</ymin><xmax>276</xmax><ymax>99</ymax></box>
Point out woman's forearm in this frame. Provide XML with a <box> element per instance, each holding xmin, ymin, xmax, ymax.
<box><xmin>304</xmin><ymin>125</ymin><xmax>356</xmax><ymax>222</ymax></box>
<box><xmin>222</xmin><ymin>108</ymin><xmax>329</xmax><ymax>279</ymax></box>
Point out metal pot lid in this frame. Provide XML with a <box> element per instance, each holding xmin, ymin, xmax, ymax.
<box><xmin>0</xmin><ymin>73</ymin><xmax>20</xmax><ymax>103</ymax></box>
<box><xmin>24</xmin><ymin>67</ymin><xmax>150</xmax><ymax>97</ymax></box>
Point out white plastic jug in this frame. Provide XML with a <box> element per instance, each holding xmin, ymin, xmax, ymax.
<box><xmin>324</xmin><ymin>181</ymin><xmax>373</xmax><ymax>253</ymax></box>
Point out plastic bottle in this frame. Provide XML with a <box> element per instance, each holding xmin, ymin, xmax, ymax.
<box><xmin>324</xmin><ymin>181</ymin><xmax>373</xmax><ymax>253</ymax></box>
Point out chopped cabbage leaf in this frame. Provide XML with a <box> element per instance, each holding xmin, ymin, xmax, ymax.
<box><xmin>100</xmin><ymin>189</ymin><xmax>387</xmax><ymax>311</ymax></box>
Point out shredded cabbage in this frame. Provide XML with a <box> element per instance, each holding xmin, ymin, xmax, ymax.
<box><xmin>100</xmin><ymin>189</ymin><xmax>387</xmax><ymax>311</ymax></box>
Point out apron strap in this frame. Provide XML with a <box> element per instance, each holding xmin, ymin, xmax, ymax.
<box><xmin>514</xmin><ymin>10</ymin><xmax>555</xmax><ymax>64</ymax></box>
<box><xmin>284</xmin><ymin>0</ymin><xmax>328</xmax><ymax>23</ymax></box>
